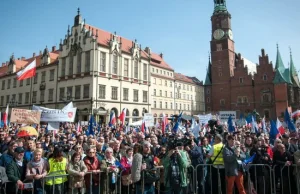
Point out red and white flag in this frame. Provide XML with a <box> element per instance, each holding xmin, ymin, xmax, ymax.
<box><xmin>17</xmin><ymin>59</ymin><xmax>36</xmax><ymax>80</ymax></box>
<box><xmin>3</xmin><ymin>104</ymin><xmax>9</xmax><ymax>127</ymax></box>
<box><xmin>161</xmin><ymin>113</ymin><xmax>168</xmax><ymax>134</ymax></box>
<box><xmin>292</xmin><ymin>110</ymin><xmax>300</xmax><ymax>118</ymax></box>
<box><xmin>77</xmin><ymin>121</ymin><xmax>82</xmax><ymax>133</ymax></box>
<box><xmin>141</xmin><ymin>120</ymin><xmax>146</xmax><ymax>133</ymax></box>
<box><xmin>119</xmin><ymin>108</ymin><xmax>127</xmax><ymax>126</ymax></box>
<box><xmin>276</xmin><ymin>118</ymin><xmax>285</xmax><ymax>137</ymax></box>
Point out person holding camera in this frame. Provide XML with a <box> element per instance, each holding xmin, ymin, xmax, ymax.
<box><xmin>162</xmin><ymin>143</ymin><xmax>189</xmax><ymax>194</ymax></box>
<box><xmin>223</xmin><ymin>135</ymin><xmax>246</xmax><ymax>194</ymax></box>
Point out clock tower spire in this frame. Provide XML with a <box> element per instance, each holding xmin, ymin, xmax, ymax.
<box><xmin>206</xmin><ymin>0</ymin><xmax>235</xmax><ymax>111</ymax></box>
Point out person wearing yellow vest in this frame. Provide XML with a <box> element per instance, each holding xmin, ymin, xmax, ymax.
<box><xmin>45</xmin><ymin>147</ymin><xmax>68</xmax><ymax>194</ymax></box>
<box><xmin>207</xmin><ymin>134</ymin><xmax>226</xmax><ymax>194</ymax></box>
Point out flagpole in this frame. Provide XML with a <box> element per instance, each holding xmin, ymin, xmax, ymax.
<box><xmin>29</xmin><ymin>77</ymin><xmax>33</xmax><ymax>109</ymax></box>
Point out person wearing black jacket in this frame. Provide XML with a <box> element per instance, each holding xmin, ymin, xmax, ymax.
<box><xmin>250</xmin><ymin>139</ymin><xmax>272</xmax><ymax>194</ymax></box>
<box><xmin>273</xmin><ymin>143</ymin><xmax>293</xmax><ymax>194</ymax></box>
<box><xmin>185</xmin><ymin>140</ymin><xmax>205</xmax><ymax>194</ymax></box>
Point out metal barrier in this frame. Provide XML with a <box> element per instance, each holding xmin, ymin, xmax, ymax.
<box><xmin>3</xmin><ymin>163</ymin><xmax>300</xmax><ymax>194</ymax></box>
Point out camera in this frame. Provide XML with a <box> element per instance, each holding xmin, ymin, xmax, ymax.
<box><xmin>167</xmin><ymin>136</ymin><xmax>192</xmax><ymax>150</ymax></box>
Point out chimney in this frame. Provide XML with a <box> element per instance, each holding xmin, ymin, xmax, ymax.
<box><xmin>33</xmin><ymin>53</ymin><xmax>36</xmax><ymax>57</ymax></box>
<box><xmin>21</xmin><ymin>57</ymin><xmax>25</xmax><ymax>60</ymax></box>
<box><xmin>52</xmin><ymin>46</ymin><xmax>56</xmax><ymax>52</ymax></box>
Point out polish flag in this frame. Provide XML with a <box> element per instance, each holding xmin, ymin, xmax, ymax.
<box><xmin>109</xmin><ymin>111</ymin><xmax>116</xmax><ymax>127</ymax></box>
<box><xmin>161</xmin><ymin>113</ymin><xmax>168</xmax><ymax>134</ymax></box>
<box><xmin>76</xmin><ymin>121</ymin><xmax>82</xmax><ymax>133</ymax></box>
<box><xmin>141</xmin><ymin>120</ymin><xmax>146</xmax><ymax>133</ymax></box>
<box><xmin>119</xmin><ymin>108</ymin><xmax>127</xmax><ymax>126</ymax></box>
<box><xmin>276</xmin><ymin>118</ymin><xmax>285</xmax><ymax>137</ymax></box>
<box><xmin>16</xmin><ymin>59</ymin><xmax>36</xmax><ymax>80</ymax></box>
<box><xmin>3</xmin><ymin>104</ymin><xmax>9</xmax><ymax>127</ymax></box>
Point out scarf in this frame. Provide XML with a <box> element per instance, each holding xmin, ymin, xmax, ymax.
<box><xmin>31</xmin><ymin>158</ymin><xmax>44</xmax><ymax>168</ymax></box>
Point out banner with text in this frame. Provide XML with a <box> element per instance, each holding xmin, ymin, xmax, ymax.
<box><xmin>143</xmin><ymin>113</ymin><xmax>154</xmax><ymax>127</ymax></box>
<box><xmin>10</xmin><ymin>108</ymin><xmax>41</xmax><ymax>124</ymax></box>
<box><xmin>32</xmin><ymin>105</ymin><xmax>77</xmax><ymax>122</ymax></box>
<box><xmin>219</xmin><ymin>111</ymin><xmax>237</xmax><ymax>123</ymax></box>
<box><xmin>197</xmin><ymin>114</ymin><xmax>212</xmax><ymax>125</ymax></box>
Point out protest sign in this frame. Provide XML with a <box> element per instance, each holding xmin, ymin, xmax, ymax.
<box><xmin>32</xmin><ymin>105</ymin><xmax>77</xmax><ymax>122</ymax></box>
<box><xmin>10</xmin><ymin>108</ymin><xmax>41</xmax><ymax>124</ymax></box>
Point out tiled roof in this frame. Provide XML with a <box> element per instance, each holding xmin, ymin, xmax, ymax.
<box><xmin>0</xmin><ymin>50</ymin><xmax>59</xmax><ymax>78</ymax></box>
<box><xmin>174</xmin><ymin>73</ymin><xmax>194</xmax><ymax>84</ymax></box>
<box><xmin>85</xmin><ymin>24</ymin><xmax>173</xmax><ymax>71</ymax></box>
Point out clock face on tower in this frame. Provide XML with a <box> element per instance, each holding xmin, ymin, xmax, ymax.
<box><xmin>228</xmin><ymin>29</ymin><xmax>233</xmax><ymax>40</ymax></box>
<box><xmin>213</xmin><ymin>29</ymin><xmax>225</xmax><ymax>40</ymax></box>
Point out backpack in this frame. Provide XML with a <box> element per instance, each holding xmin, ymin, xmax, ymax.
<box><xmin>169</xmin><ymin>154</ymin><xmax>181</xmax><ymax>187</ymax></box>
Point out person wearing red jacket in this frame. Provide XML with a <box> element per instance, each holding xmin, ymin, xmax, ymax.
<box><xmin>120</xmin><ymin>147</ymin><xmax>133</xmax><ymax>194</ymax></box>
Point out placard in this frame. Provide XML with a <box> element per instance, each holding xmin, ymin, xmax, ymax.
<box><xmin>32</xmin><ymin>105</ymin><xmax>76</xmax><ymax>122</ymax></box>
<box><xmin>10</xmin><ymin>108</ymin><xmax>41</xmax><ymax>124</ymax></box>
<box><xmin>219</xmin><ymin>111</ymin><xmax>236</xmax><ymax>123</ymax></box>
<box><xmin>143</xmin><ymin>113</ymin><xmax>154</xmax><ymax>127</ymax></box>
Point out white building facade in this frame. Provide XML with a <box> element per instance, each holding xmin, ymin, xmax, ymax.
<box><xmin>0</xmin><ymin>10</ymin><xmax>205</xmax><ymax>124</ymax></box>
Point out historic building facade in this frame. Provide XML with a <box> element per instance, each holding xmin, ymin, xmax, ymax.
<box><xmin>0</xmin><ymin>9</ymin><xmax>205</xmax><ymax>123</ymax></box>
<box><xmin>204</xmin><ymin>0</ymin><xmax>300</xmax><ymax>119</ymax></box>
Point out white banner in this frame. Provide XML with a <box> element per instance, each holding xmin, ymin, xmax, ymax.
<box><xmin>197</xmin><ymin>114</ymin><xmax>212</xmax><ymax>124</ymax></box>
<box><xmin>32</xmin><ymin>105</ymin><xmax>77</xmax><ymax>122</ymax></box>
<box><xmin>143</xmin><ymin>113</ymin><xmax>154</xmax><ymax>127</ymax></box>
<box><xmin>219</xmin><ymin>111</ymin><xmax>236</xmax><ymax>123</ymax></box>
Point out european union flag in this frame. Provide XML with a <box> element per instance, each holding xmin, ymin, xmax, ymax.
<box><xmin>228</xmin><ymin>116</ymin><xmax>235</xmax><ymax>133</ymax></box>
<box><xmin>269</xmin><ymin>120</ymin><xmax>278</xmax><ymax>140</ymax></box>
<box><xmin>245</xmin><ymin>114</ymin><xmax>252</xmax><ymax>124</ymax></box>
<box><xmin>87</xmin><ymin>116</ymin><xmax>96</xmax><ymax>136</ymax></box>
<box><xmin>284</xmin><ymin>109</ymin><xmax>296</xmax><ymax>132</ymax></box>
<box><xmin>172</xmin><ymin>112</ymin><xmax>183</xmax><ymax>133</ymax></box>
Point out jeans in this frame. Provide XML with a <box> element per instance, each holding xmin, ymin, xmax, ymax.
<box><xmin>135</xmin><ymin>184</ymin><xmax>154</xmax><ymax>194</ymax></box>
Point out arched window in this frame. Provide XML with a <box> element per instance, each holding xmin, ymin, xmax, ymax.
<box><xmin>262</xmin><ymin>93</ymin><xmax>271</xmax><ymax>103</ymax></box>
<box><xmin>125</xmin><ymin>109</ymin><xmax>130</xmax><ymax>123</ymax></box>
<box><xmin>132</xmin><ymin>109</ymin><xmax>139</xmax><ymax>122</ymax></box>
<box><xmin>111</xmin><ymin>107</ymin><xmax>118</xmax><ymax>117</ymax></box>
<box><xmin>263</xmin><ymin>74</ymin><xmax>267</xmax><ymax>81</ymax></box>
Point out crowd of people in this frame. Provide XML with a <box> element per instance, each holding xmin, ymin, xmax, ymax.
<box><xmin>0</xmin><ymin>119</ymin><xmax>299</xmax><ymax>194</ymax></box>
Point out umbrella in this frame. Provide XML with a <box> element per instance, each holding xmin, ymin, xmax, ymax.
<box><xmin>17</xmin><ymin>126</ymin><xmax>38</xmax><ymax>137</ymax></box>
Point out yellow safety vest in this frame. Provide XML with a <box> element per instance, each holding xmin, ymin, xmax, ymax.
<box><xmin>211</xmin><ymin>143</ymin><xmax>224</xmax><ymax>165</ymax></box>
<box><xmin>45</xmin><ymin>157</ymin><xmax>68</xmax><ymax>185</ymax></box>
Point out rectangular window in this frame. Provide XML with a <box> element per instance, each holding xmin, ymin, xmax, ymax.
<box><xmin>111</xmin><ymin>87</ymin><xmax>118</xmax><ymax>100</ymax></box>
<box><xmin>100</xmin><ymin>52</ymin><xmax>106</xmax><ymax>72</ymax></box>
<box><xmin>19</xmin><ymin>80</ymin><xmax>23</xmax><ymax>87</ymax></box>
<box><xmin>176</xmin><ymin>103</ymin><xmax>178</xmax><ymax>109</ymax></box>
<box><xmin>160</xmin><ymin>101</ymin><xmax>162</xmax><ymax>109</ymax></box>
<box><xmin>170</xmin><ymin>92</ymin><xmax>172</xmax><ymax>98</ymax></box>
<box><xmin>0</xmin><ymin>96</ymin><xmax>3</xmax><ymax>106</ymax></box>
<box><xmin>41</xmin><ymin>71</ymin><xmax>46</xmax><ymax>82</ymax></box>
<box><xmin>75</xmin><ymin>85</ymin><xmax>81</xmax><ymax>99</ymax></box>
<box><xmin>112</xmin><ymin>53</ymin><xmax>118</xmax><ymax>74</ymax></box>
<box><xmin>134</xmin><ymin>60</ymin><xmax>138</xmax><ymax>79</ymax></box>
<box><xmin>26</xmin><ymin>78</ymin><xmax>30</xmax><ymax>86</ymax></box>
<box><xmin>124</xmin><ymin>59</ymin><xmax>129</xmax><ymax>77</ymax></box>
<box><xmin>40</xmin><ymin>90</ymin><xmax>45</xmax><ymax>102</ymax></box>
<box><xmin>13</xmin><ymin>78</ymin><xmax>16</xmax><ymax>88</ymax></box>
<box><xmin>191</xmin><ymin>95</ymin><xmax>193</xmax><ymax>100</ymax></box>
<box><xmin>32</xmin><ymin>91</ymin><xmax>37</xmax><ymax>103</ymax></box>
<box><xmin>7</xmin><ymin>79</ymin><xmax>11</xmax><ymax>89</ymax></box>
<box><xmin>77</xmin><ymin>53</ymin><xmax>81</xmax><ymax>74</ymax></box>
<box><xmin>69</xmin><ymin>56</ymin><xmax>73</xmax><ymax>76</ymax></box>
<box><xmin>165</xmin><ymin>102</ymin><xmax>168</xmax><ymax>109</ymax></box>
<box><xmin>85</xmin><ymin>51</ymin><xmax>90</xmax><ymax>72</ymax></box>
<box><xmin>143</xmin><ymin>91</ymin><xmax>147</xmax><ymax>102</ymax></box>
<box><xmin>18</xmin><ymin>93</ymin><xmax>22</xmax><ymax>104</ymax></box>
<box><xmin>2</xmin><ymin>80</ymin><xmax>5</xmax><ymax>90</ymax></box>
<box><xmin>50</xmin><ymin>70</ymin><xmax>55</xmax><ymax>81</ymax></box>
<box><xmin>170</xmin><ymin>102</ymin><xmax>173</xmax><ymax>109</ymax></box>
<box><xmin>99</xmin><ymin>85</ymin><xmax>106</xmax><ymax>99</ymax></box>
<box><xmin>133</xmin><ymin>90</ymin><xmax>138</xmax><ymax>102</ymax></box>
<box><xmin>165</xmin><ymin>80</ymin><xmax>167</xmax><ymax>86</ymax></box>
<box><xmin>187</xmin><ymin>94</ymin><xmax>189</xmax><ymax>100</ymax></box>
<box><xmin>123</xmin><ymin>88</ymin><xmax>129</xmax><ymax>101</ymax></box>
<box><xmin>239</xmin><ymin>77</ymin><xmax>244</xmax><ymax>84</ymax></box>
<box><xmin>153</xmin><ymin>78</ymin><xmax>156</xmax><ymax>84</ymax></box>
<box><xmin>154</xmin><ymin>101</ymin><xmax>156</xmax><ymax>108</ymax></box>
<box><xmin>180</xmin><ymin>104</ymin><xmax>182</xmax><ymax>110</ymax></box>
<box><xmin>12</xmin><ymin>94</ymin><xmax>16</xmax><ymax>102</ymax></box>
<box><xmin>25</xmin><ymin>92</ymin><xmax>29</xmax><ymax>104</ymax></box>
<box><xmin>59</xmin><ymin>87</ymin><xmax>65</xmax><ymax>100</ymax></box>
<box><xmin>67</xmin><ymin>87</ymin><xmax>73</xmax><ymax>100</ymax></box>
<box><xmin>154</xmin><ymin>89</ymin><xmax>156</xmax><ymax>96</ymax></box>
<box><xmin>61</xmin><ymin>58</ymin><xmax>66</xmax><ymax>76</ymax></box>
<box><xmin>160</xmin><ymin>90</ymin><xmax>162</xmax><ymax>96</ymax></box>
<box><xmin>143</xmin><ymin>63</ymin><xmax>147</xmax><ymax>80</ymax></box>
<box><xmin>184</xmin><ymin>104</ymin><xmax>186</xmax><ymax>110</ymax></box>
<box><xmin>165</xmin><ymin>91</ymin><xmax>167</xmax><ymax>97</ymax></box>
<box><xmin>188</xmin><ymin>104</ymin><xmax>190</xmax><ymax>110</ymax></box>
<box><xmin>83</xmin><ymin>84</ymin><xmax>90</xmax><ymax>98</ymax></box>
<box><xmin>48</xmin><ymin>89</ymin><xmax>54</xmax><ymax>102</ymax></box>
<box><xmin>6</xmin><ymin>95</ymin><xmax>9</xmax><ymax>105</ymax></box>
<box><xmin>34</xmin><ymin>73</ymin><xmax>38</xmax><ymax>84</ymax></box>
<box><xmin>160</xmin><ymin>79</ymin><xmax>162</xmax><ymax>85</ymax></box>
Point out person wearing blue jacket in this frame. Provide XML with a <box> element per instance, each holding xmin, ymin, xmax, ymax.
<box><xmin>0</xmin><ymin>141</ymin><xmax>17</xmax><ymax>167</ymax></box>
